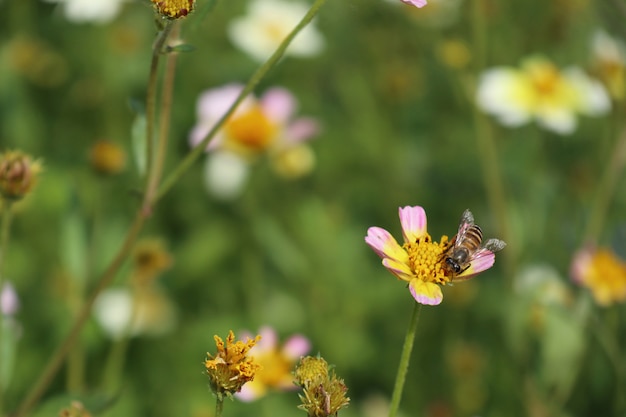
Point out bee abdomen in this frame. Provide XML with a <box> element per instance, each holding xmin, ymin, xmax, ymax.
<box><xmin>464</xmin><ymin>225</ymin><xmax>483</xmax><ymax>251</ymax></box>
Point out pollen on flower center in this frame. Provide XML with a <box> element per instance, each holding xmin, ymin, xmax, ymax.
<box><xmin>225</xmin><ymin>106</ymin><xmax>278</xmax><ymax>152</ymax></box>
<box><xmin>151</xmin><ymin>0</ymin><xmax>195</xmax><ymax>19</ymax></box>
<box><xmin>529</xmin><ymin>64</ymin><xmax>562</xmax><ymax>96</ymax></box>
<box><xmin>403</xmin><ymin>233</ymin><xmax>450</xmax><ymax>285</ymax></box>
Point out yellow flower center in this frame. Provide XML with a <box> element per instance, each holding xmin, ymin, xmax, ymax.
<box><xmin>224</xmin><ymin>105</ymin><xmax>279</xmax><ymax>153</ymax></box>
<box><xmin>523</xmin><ymin>59</ymin><xmax>577</xmax><ymax>107</ymax></box>
<box><xmin>151</xmin><ymin>0</ymin><xmax>195</xmax><ymax>19</ymax></box>
<box><xmin>254</xmin><ymin>349</ymin><xmax>293</xmax><ymax>386</ymax></box>
<box><xmin>403</xmin><ymin>233</ymin><xmax>450</xmax><ymax>285</ymax></box>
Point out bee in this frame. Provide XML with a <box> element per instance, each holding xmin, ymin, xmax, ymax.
<box><xmin>442</xmin><ymin>209</ymin><xmax>506</xmax><ymax>277</ymax></box>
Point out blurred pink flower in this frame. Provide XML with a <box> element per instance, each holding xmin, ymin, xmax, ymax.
<box><xmin>1</xmin><ymin>282</ymin><xmax>19</xmax><ymax>317</ymax></box>
<box><xmin>189</xmin><ymin>84</ymin><xmax>320</xmax><ymax>199</ymax></box>
<box><xmin>236</xmin><ymin>326</ymin><xmax>311</xmax><ymax>401</ymax></box>
<box><xmin>401</xmin><ymin>0</ymin><xmax>428</xmax><ymax>7</ymax></box>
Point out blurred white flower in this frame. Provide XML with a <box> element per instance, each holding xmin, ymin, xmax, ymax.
<box><xmin>227</xmin><ymin>0</ymin><xmax>325</xmax><ymax>62</ymax></box>
<box><xmin>93</xmin><ymin>287</ymin><xmax>176</xmax><ymax>340</ymax></box>
<box><xmin>591</xmin><ymin>29</ymin><xmax>626</xmax><ymax>101</ymax></box>
<box><xmin>476</xmin><ymin>56</ymin><xmax>611</xmax><ymax>135</ymax></box>
<box><xmin>203</xmin><ymin>150</ymin><xmax>250</xmax><ymax>200</ymax></box>
<box><xmin>43</xmin><ymin>0</ymin><xmax>126</xmax><ymax>24</ymax></box>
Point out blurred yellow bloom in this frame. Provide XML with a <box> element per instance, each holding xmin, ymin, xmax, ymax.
<box><xmin>236</xmin><ymin>326</ymin><xmax>311</xmax><ymax>401</ymax></box>
<box><xmin>59</xmin><ymin>401</ymin><xmax>92</xmax><ymax>417</ymax></box>
<box><xmin>0</xmin><ymin>150</ymin><xmax>42</xmax><ymax>201</ymax></box>
<box><xmin>131</xmin><ymin>238</ymin><xmax>173</xmax><ymax>285</ymax></box>
<box><xmin>205</xmin><ymin>331</ymin><xmax>262</xmax><ymax>398</ymax></box>
<box><xmin>571</xmin><ymin>246</ymin><xmax>626</xmax><ymax>306</ymax></box>
<box><xmin>477</xmin><ymin>56</ymin><xmax>610</xmax><ymax>135</ymax></box>
<box><xmin>89</xmin><ymin>140</ymin><xmax>126</xmax><ymax>176</ymax></box>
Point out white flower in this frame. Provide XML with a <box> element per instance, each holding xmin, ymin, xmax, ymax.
<box><xmin>93</xmin><ymin>287</ymin><xmax>176</xmax><ymax>339</ymax></box>
<box><xmin>43</xmin><ymin>0</ymin><xmax>126</xmax><ymax>24</ymax></box>
<box><xmin>591</xmin><ymin>29</ymin><xmax>626</xmax><ymax>100</ymax></box>
<box><xmin>227</xmin><ymin>0</ymin><xmax>325</xmax><ymax>62</ymax></box>
<box><xmin>476</xmin><ymin>56</ymin><xmax>611</xmax><ymax>135</ymax></box>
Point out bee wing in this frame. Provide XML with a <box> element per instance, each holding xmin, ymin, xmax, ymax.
<box><xmin>452</xmin><ymin>247</ymin><xmax>496</xmax><ymax>282</ymax></box>
<box><xmin>454</xmin><ymin>209</ymin><xmax>474</xmax><ymax>246</ymax></box>
<box><xmin>483</xmin><ymin>238</ymin><xmax>506</xmax><ymax>253</ymax></box>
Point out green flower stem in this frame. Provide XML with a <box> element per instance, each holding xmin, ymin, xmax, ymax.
<box><xmin>215</xmin><ymin>396</ymin><xmax>224</xmax><ymax>417</ymax></box>
<box><xmin>583</xmin><ymin>127</ymin><xmax>626</xmax><ymax>243</ymax></box>
<box><xmin>0</xmin><ymin>200</ymin><xmax>14</xmax><ymax>417</ymax></box>
<box><xmin>388</xmin><ymin>302</ymin><xmax>422</xmax><ymax>417</ymax></box>
<box><xmin>156</xmin><ymin>0</ymin><xmax>330</xmax><ymax>201</ymax></box>
<box><xmin>144</xmin><ymin>20</ymin><xmax>175</xmax><ymax>194</ymax></box>
<box><xmin>13</xmin><ymin>210</ymin><xmax>146</xmax><ymax>417</ymax></box>
<box><xmin>143</xmin><ymin>22</ymin><xmax>180</xmax><ymax>214</ymax></box>
<box><xmin>0</xmin><ymin>201</ymin><xmax>13</xmax><ymax>292</ymax></box>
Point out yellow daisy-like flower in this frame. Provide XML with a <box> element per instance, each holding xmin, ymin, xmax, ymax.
<box><xmin>205</xmin><ymin>331</ymin><xmax>262</xmax><ymax>398</ymax></box>
<box><xmin>365</xmin><ymin>206</ymin><xmax>498</xmax><ymax>305</ymax></box>
<box><xmin>151</xmin><ymin>0</ymin><xmax>194</xmax><ymax>19</ymax></box>
<box><xmin>571</xmin><ymin>246</ymin><xmax>626</xmax><ymax>306</ymax></box>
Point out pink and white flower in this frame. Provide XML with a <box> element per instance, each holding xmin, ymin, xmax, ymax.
<box><xmin>366</xmin><ymin>206</ymin><xmax>498</xmax><ymax>305</ymax></box>
<box><xmin>236</xmin><ymin>326</ymin><xmax>311</xmax><ymax>401</ymax></box>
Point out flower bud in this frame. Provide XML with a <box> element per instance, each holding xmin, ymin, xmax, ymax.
<box><xmin>0</xmin><ymin>150</ymin><xmax>42</xmax><ymax>201</ymax></box>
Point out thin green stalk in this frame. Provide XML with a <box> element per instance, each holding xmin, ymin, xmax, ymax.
<box><xmin>215</xmin><ymin>396</ymin><xmax>224</xmax><ymax>417</ymax></box>
<box><xmin>145</xmin><ymin>20</ymin><xmax>175</xmax><ymax>187</ymax></box>
<box><xmin>156</xmin><ymin>0</ymin><xmax>330</xmax><ymax>201</ymax></box>
<box><xmin>143</xmin><ymin>22</ymin><xmax>180</xmax><ymax>214</ymax></box>
<box><xmin>388</xmin><ymin>302</ymin><xmax>422</xmax><ymax>417</ymax></box>
<box><xmin>583</xmin><ymin>127</ymin><xmax>626</xmax><ymax>243</ymax></box>
<box><xmin>13</xmin><ymin>210</ymin><xmax>146</xmax><ymax>417</ymax></box>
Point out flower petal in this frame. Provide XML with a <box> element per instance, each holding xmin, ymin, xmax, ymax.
<box><xmin>382</xmin><ymin>258</ymin><xmax>413</xmax><ymax>282</ymax></box>
<box><xmin>398</xmin><ymin>206</ymin><xmax>427</xmax><ymax>243</ymax></box>
<box><xmin>452</xmin><ymin>250</ymin><xmax>496</xmax><ymax>281</ymax></box>
<box><xmin>365</xmin><ymin>227</ymin><xmax>407</xmax><ymax>262</ymax></box>
<box><xmin>409</xmin><ymin>280</ymin><xmax>443</xmax><ymax>305</ymax></box>
<box><xmin>282</xmin><ymin>334</ymin><xmax>311</xmax><ymax>359</ymax></box>
<box><xmin>285</xmin><ymin>117</ymin><xmax>320</xmax><ymax>144</ymax></box>
<box><xmin>261</xmin><ymin>87</ymin><xmax>297</xmax><ymax>123</ymax></box>
<box><xmin>401</xmin><ymin>0</ymin><xmax>427</xmax><ymax>8</ymax></box>
<box><xmin>203</xmin><ymin>151</ymin><xmax>250</xmax><ymax>200</ymax></box>
<box><xmin>235</xmin><ymin>379</ymin><xmax>267</xmax><ymax>402</ymax></box>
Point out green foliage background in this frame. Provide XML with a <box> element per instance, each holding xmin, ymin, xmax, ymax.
<box><xmin>1</xmin><ymin>0</ymin><xmax>625</xmax><ymax>416</ymax></box>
